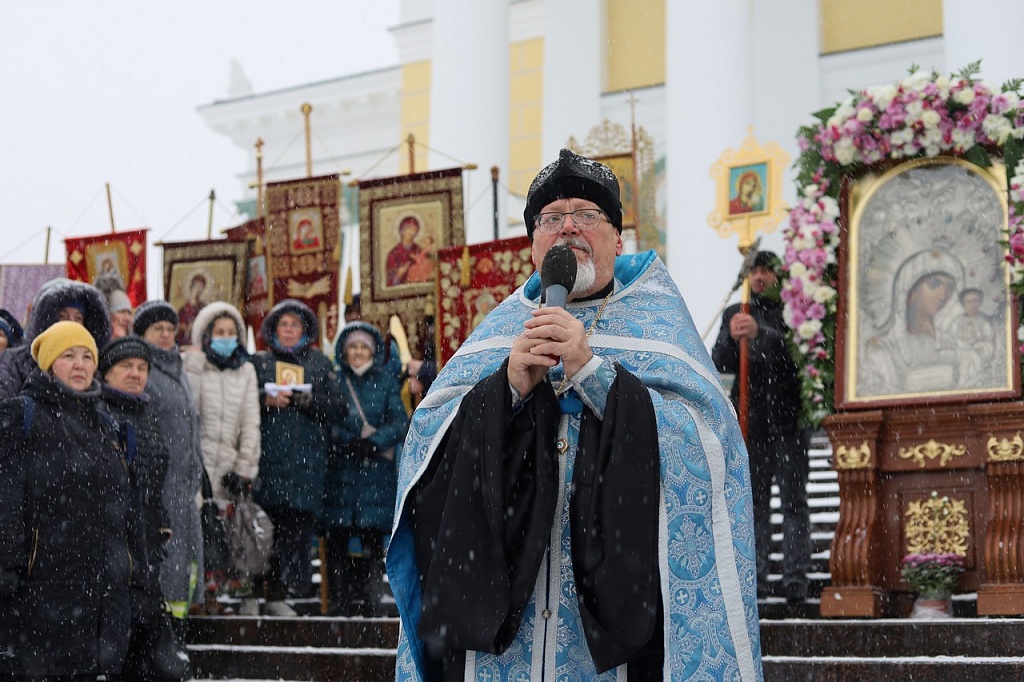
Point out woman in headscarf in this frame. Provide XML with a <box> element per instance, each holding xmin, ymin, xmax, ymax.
<box><xmin>0</xmin><ymin>309</ymin><xmax>24</xmax><ymax>353</ymax></box>
<box><xmin>0</xmin><ymin>321</ymin><xmax>147</xmax><ymax>679</ymax></box>
<box><xmin>0</xmin><ymin>278</ymin><xmax>111</xmax><ymax>398</ymax></box>
<box><xmin>861</xmin><ymin>248</ymin><xmax>964</xmax><ymax>395</ymax></box>
<box><xmin>183</xmin><ymin>301</ymin><xmax>261</xmax><ymax>615</ymax></box>
<box><xmin>251</xmin><ymin>299</ymin><xmax>345</xmax><ymax>616</ymax></box>
<box><xmin>133</xmin><ymin>300</ymin><xmax>204</xmax><ymax>627</ymax></box>
<box><xmin>323</xmin><ymin>321</ymin><xmax>408</xmax><ymax>616</ymax></box>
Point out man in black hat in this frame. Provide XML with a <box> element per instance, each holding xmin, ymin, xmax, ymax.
<box><xmin>389</xmin><ymin>149</ymin><xmax>761</xmax><ymax>680</ymax></box>
<box><xmin>712</xmin><ymin>250</ymin><xmax>811</xmax><ymax>607</ymax></box>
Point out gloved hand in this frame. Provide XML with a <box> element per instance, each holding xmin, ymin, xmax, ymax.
<box><xmin>130</xmin><ymin>586</ymin><xmax>164</xmax><ymax>628</ymax></box>
<box><xmin>222</xmin><ymin>472</ymin><xmax>253</xmax><ymax>496</ymax></box>
<box><xmin>292</xmin><ymin>391</ymin><xmax>313</xmax><ymax>409</ymax></box>
<box><xmin>349</xmin><ymin>438</ymin><xmax>378</xmax><ymax>458</ymax></box>
<box><xmin>0</xmin><ymin>570</ymin><xmax>20</xmax><ymax>595</ymax></box>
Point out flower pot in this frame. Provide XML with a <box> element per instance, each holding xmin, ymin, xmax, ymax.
<box><xmin>910</xmin><ymin>591</ymin><xmax>952</xmax><ymax>619</ymax></box>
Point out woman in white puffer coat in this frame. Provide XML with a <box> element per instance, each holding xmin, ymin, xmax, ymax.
<box><xmin>183</xmin><ymin>300</ymin><xmax>261</xmax><ymax>613</ymax></box>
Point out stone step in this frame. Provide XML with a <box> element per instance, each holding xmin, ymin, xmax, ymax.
<box><xmin>186</xmin><ymin>615</ymin><xmax>399</xmax><ymax>648</ymax></box>
<box><xmin>760</xmin><ymin>616</ymin><xmax>1017</xmax><ymax>658</ymax></box>
<box><xmin>763</xmin><ymin>657</ymin><xmax>1024</xmax><ymax>682</ymax></box>
<box><xmin>187</xmin><ymin>615</ymin><xmax>1024</xmax><ymax>681</ymax></box>
<box><xmin>188</xmin><ymin>643</ymin><xmax>395</xmax><ymax>681</ymax></box>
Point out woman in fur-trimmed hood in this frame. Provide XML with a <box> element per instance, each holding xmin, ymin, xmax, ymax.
<box><xmin>183</xmin><ymin>301</ymin><xmax>260</xmax><ymax>499</ymax></box>
<box><xmin>0</xmin><ymin>278</ymin><xmax>111</xmax><ymax>399</ymax></box>
<box><xmin>321</xmin><ymin>320</ymin><xmax>408</xmax><ymax>616</ymax></box>
<box><xmin>250</xmin><ymin>299</ymin><xmax>346</xmax><ymax>615</ymax></box>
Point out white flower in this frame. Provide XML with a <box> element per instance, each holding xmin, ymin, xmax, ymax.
<box><xmin>791</xmin><ymin>236</ymin><xmax>814</xmax><ymax>251</ymax></box>
<box><xmin>935</xmin><ymin>76</ymin><xmax>951</xmax><ymax>96</ymax></box>
<box><xmin>803</xmin><ymin>184</ymin><xmax>819</xmax><ymax>199</ymax></box>
<box><xmin>901</xmin><ymin>70</ymin><xmax>931</xmax><ymax>92</ymax></box>
<box><xmin>905</xmin><ymin>100</ymin><xmax>924</xmax><ymax>118</ymax></box>
<box><xmin>953</xmin><ymin>87</ymin><xmax>976</xmax><ymax>105</ymax></box>
<box><xmin>797</xmin><ymin>319</ymin><xmax>822</xmax><ymax>340</ymax></box>
<box><xmin>920</xmin><ymin>109</ymin><xmax>941</xmax><ymax>128</ymax></box>
<box><xmin>819</xmin><ymin>196</ymin><xmax>839</xmax><ymax>218</ymax></box>
<box><xmin>891</xmin><ymin>128</ymin><xmax>915</xmax><ymax>147</ymax></box>
<box><xmin>813</xmin><ymin>286</ymin><xmax>836</xmax><ymax>303</ymax></box>
<box><xmin>868</xmin><ymin>85</ymin><xmax>899</xmax><ymax>110</ymax></box>
<box><xmin>1017</xmin><ymin>325</ymin><xmax>1024</xmax><ymax>343</ymax></box>
<box><xmin>857</xmin><ymin>107</ymin><xmax>874</xmax><ymax>122</ymax></box>
<box><xmin>834</xmin><ymin>138</ymin><xmax>858</xmax><ymax>165</ymax></box>
<box><xmin>951</xmin><ymin>128</ymin><xmax>977</xmax><ymax>150</ymax></box>
<box><xmin>983</xmin><ymin>114</ymin><xmax>1013</xmax><ymax>144</ymax></box>
<box><xmin>790</xmin><ymin>261</ymin><xmax>808</xmax><ymax>278</ymax></box>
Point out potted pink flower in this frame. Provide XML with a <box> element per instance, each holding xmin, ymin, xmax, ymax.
<box><xmin>900</xmin><ymin>552</ymin><xmax>965</xmax><ymax>618</ymax></box>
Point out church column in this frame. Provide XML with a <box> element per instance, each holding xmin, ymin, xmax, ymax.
<box><xmin>429</xmin><ymin>0</ymin><xmax>510</xmax><ymax>244</ymax></box>
<box><xmin>665</xmin><ymin>0</ymin><xmax>819</xmax><ymax>340</ymax></box>
<box><xmin>665</xmin><ymin>0</ymin><xmax>753</xmax><ymax>338</ymax></box>
<box><xmin>540</xmin><ymin>0</ymin><xmax>602</xmax><ymax>162</ymax></box>
<box><xmin>944</xmin><ymin>0</ymin><xmax>1024</xmax><ymax>87</ymax></box>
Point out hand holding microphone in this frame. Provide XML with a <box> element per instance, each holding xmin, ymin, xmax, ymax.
<box><xmin>508</xmin><ymin>245</ymin><xmax>592</xmax><ymax>396</ymax></box>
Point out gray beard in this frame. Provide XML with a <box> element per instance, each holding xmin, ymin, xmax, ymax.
<box><xmin>572</xmin><ymin>259</ymin><xmax>596</xmax><ymax>296</ymax></box>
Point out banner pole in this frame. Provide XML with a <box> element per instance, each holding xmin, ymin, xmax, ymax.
<box><xmin>255</xmin><ymin>138</ymin><xmax>265</xmax><ymax>218</ymax></box>
<box><xmin>44</xmin><ymin>226</ymin><xmax>51</xmax><ymax>264</ymax></box>
<box><xmin>407</xmin><ymin>133</ymin><xmax>416</xmax><ymax>174</ymax></box>
<box><xmin>207</xmin><ymin>190</ymin><xmax>216</xmax><ymax>240</ymax></box>
<box><xmin>106</xmin><ymin>183</ymin><xmax>116</xmax><ymax>233</ymax></box>
<box><xmin>302</xmin><ymin>103</ymin><xmax>313</xmax><ymax>178</ymax></box>
<box><xmin>491</xmin><ymin>165</ymin><xmax>500</xmax><ymax>241</ymax></box>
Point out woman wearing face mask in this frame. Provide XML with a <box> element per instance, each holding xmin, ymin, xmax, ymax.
<box><xmin>322</xmin><ymin>321</ymin><xmax>408</xmax><ymax>616</ymax></box>
<box><xmin>183</xmin><ymin>301</ymin><xmax>261</xmax><ymax>615</ymax></box>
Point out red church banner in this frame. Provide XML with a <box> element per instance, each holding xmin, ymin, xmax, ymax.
<box><xmin>225</xmin><ymin>217</ymin><xmax>271</xmax><ymax>350</ymax></box>
<box><xmin>265</xmin><ymin>175</ymin><xmax>342</xmax><ymax>349</ymax></box>
<box><xmin>436</xmin><ymin>236</ymin><xmax>534</xmax><ymax>367</ymax></box>
<box><xmin>65</xmin><ymin>229</ymin><xmax>148</xmax><ymax>307</ymax></box>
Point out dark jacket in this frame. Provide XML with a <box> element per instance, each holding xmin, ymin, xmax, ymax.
<box><xmin>252</xmin><ymin>300</ymin><xmax>346</xmax><ymax>516</ymax></box>
<box><xmin>323</xmin><ymin>322</ymin><xmax>409</xmax><ymax>531</ymax></box>
<box><xmin>711</xmin><ymin>293</ymin><xmax>802</xmax><ymax>436</ymax></box>
<box><xmin>144</xmin><ymin>342</ymin><xmax>204</xmax><ymax>604</ymax></box>
<box><xmin>102</xmin><ymin>384</ymin><xmax>172</xmax><ymax>570</ymax></box>
<box><xmin>0</xmin><ymin>279</ymin><xmax>112</xmax><ymax>400</ymax></box>
<box><xmin>0</xmin><ymin>370</ymin><xmax>144</xmax><ymax>677</ymax></box>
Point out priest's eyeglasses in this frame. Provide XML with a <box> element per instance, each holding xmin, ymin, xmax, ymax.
<box><xmin>533</xmin><ymin>209</ymin><xmax>607</xmax><ymax>233</ymax></box>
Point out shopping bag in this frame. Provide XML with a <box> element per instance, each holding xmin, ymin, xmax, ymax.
<box><xmin>226</xmin><ymin>491</ymin><xmax>274</xmax><ymax>578</ymax></box>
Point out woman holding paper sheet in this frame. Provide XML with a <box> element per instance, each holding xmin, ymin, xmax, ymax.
<box><xmin>250</xmin><ymin>299</ymin><xmax>345</xmax><ymax>616</ymax></box>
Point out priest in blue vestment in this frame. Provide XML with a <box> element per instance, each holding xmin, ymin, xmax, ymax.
<box><xmin>388</xmin><ymin>149</ymin><xmax>763</xmax><ymax>681</ymax></box>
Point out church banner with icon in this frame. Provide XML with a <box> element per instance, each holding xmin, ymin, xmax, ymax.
<box><xmin>65</xmin><ymin>229</ymin><xmax>148</xmax><ymax>307</ymax></box>
<box><xmin>225</xmin><ymin>217</ymin><xmax>271</xmax><ymax>349</ymax></box>
<box><xmin>160</xmin><ymin>239</ymin><xmax>248</xmax><ymax>348</ymax></box>
<box><xmin>436</xmin><ymin>236</ymin><xmax>534</xmax><ymax>367</ymax></box>
<box><xmin>265</xmin><ymin>174</ymin><xmax>342</xmax><ymax>349</ymax></box>
<box><xmin>358</xmin><ymin>167</ymin><xmax>465</xmax><ymax>356</ymax></box>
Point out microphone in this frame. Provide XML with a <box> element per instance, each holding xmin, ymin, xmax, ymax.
<box><xmin>541</xmin><ymin>244</ymin><xmax>577</xmax><ymax>308</ymax></box>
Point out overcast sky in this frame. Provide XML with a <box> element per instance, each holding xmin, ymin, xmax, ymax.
<box><xmin>0</xmin><ymin>1</ymin><xmax>398</xmax><ymax>295</ymax></box>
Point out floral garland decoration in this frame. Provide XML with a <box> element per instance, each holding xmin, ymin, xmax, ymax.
<box><xmin>782</xmin><ymin>62</ymin><xmax>1024</xmax><ymax>425</ymax></box>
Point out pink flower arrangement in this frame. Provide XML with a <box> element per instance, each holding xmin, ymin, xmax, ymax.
<box><xmin>782</xmin><ymin>63</ymin><xmax>1024</xmax><ymax>423</ymax></box>
<box><xmin>899</xmin><ymin>552</ymin><xmax>966</xmax><ymax>596</ymax></box>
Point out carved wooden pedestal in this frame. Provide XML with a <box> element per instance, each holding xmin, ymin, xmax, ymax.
<box><xmin>822</xmin><ymin>402</ymin><xmax>1024</xmax><ymax>617</ymax></box>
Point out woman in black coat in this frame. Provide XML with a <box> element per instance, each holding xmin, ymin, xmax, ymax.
<box><xmin>99</xmin><ymin>337</ymin><xmax>171</xmax><ymax>591</ymax></box>
<box><xmin>0</xmin><ymin>321</ymin><xmax>146</xmax><ymax>679</ymax></box>
<box><xmin>251</xmin><ymin>299</ymin><xmax>345</xmax><ymax>616</ymax></box>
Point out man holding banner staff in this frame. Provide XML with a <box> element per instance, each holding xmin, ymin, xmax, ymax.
<box><xmin>712</xmin><ymin>250</ymin><xmax>811</xmax><ymax>607</ymax></box>
<box><xmin>388</xmin><ymin>149</ymin><xmax>761</xmax><ymax>681</ymax></box>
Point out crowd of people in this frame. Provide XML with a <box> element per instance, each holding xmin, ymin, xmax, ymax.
<box><xmin>0</xmin><ymin>275</ymin><xmax>428</xmax><ymax>679</ymax></box>
<box><xmin>0</xmin><ymin>151</ymin><xmax>805</xmax><ymax>680</ymax></box>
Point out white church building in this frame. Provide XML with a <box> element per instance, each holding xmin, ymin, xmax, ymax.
<box><xmin>196</xmin><ymin>0</ymin><xmax>1023</xmax><ymax>343</ymax></box>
